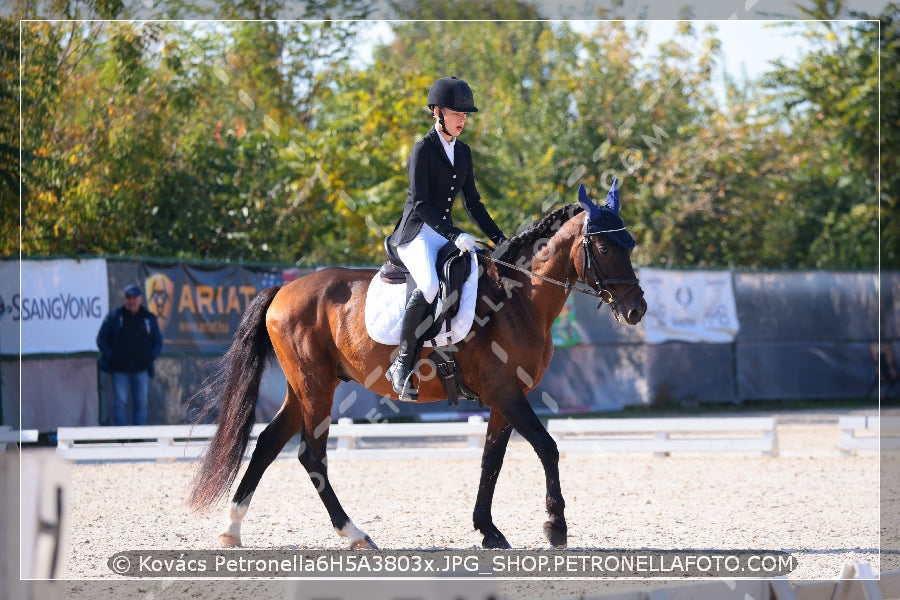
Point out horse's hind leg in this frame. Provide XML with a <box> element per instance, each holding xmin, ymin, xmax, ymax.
<box><xmin>473</xmin><ymin>409</ymin><xmax>515</xmax><ymax>549</ymax></box>
<box><xmin>293</xmin><ymin>374</ymin><xmax>377</xmax><ymax>550</ymax></box>
<box><xmin>219</xmin><ymin>393</ymin><xmax>301</xmax><ymax>547</ymax></box>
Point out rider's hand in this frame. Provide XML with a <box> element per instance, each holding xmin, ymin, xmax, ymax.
<box><xmin>454</xmin><ymin>233</ymin><xmax>480</xmax><ymax>252</ymax></box>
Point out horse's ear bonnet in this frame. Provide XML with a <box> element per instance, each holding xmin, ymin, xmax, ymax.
<box><xmin>578</xmin><ymin>179</ymin><xmax>636</xmax><ymax>249</ymax></box>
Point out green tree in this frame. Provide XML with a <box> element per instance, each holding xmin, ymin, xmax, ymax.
<box><xmin>8</xmin><ymin>0</ymin><xmax>890</xmax><ymax>271</ymax></box>
<box><xmin>763</xmin><ymin>1</ymin><xmax>884</xmax><ymax>268</ymax></box>
<box><xmin>0</xmin><ymin>16</ymin><xmax>20</xmax><ymax>252</ymax></box>
<box><xmin>870</xmin><ymin>4</ymin><xmax>900</xmax><ymax>268</ymax></box>
<box><xmin>13</xmin><ymin>16</ymin><xmax>371</xmax><ymax>263</ymax></box>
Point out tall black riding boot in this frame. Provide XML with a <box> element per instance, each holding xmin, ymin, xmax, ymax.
<box><xmin>385</xmin><ymin>289</ymin><xmax>433</xmax><ymax>400</ymax></box>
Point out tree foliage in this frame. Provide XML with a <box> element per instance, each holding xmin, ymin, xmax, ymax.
<box><xmin>4</xmin><ymin>0</ymin><xmax>892</xmax><ymax>270</ymax></box>
<box><xmin>763</xmin><ymin>0</ymin><xmax>884</xmax><ymax>268</ymax></box>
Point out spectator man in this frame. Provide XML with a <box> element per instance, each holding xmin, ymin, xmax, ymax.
<box><xmin>97</xmin><ymin>284</ymin><xmax>163</xmax><ymax>425</ymax></box>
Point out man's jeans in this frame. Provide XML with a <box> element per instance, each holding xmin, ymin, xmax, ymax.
<box><xmin>111</xmin><ymin>370</ymin><xmax>149</xmax><ymax>426</ymax></box>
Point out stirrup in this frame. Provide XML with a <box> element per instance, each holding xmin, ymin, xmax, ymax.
<box><xmin>387</xmin><ymin>357</ymin><xmax>419</xmax><ymax>401</ymax></box>
<box><xmin>396</xmin><ymin>371</ymin><xmax>418</xmax><ymax>401</ymax></box>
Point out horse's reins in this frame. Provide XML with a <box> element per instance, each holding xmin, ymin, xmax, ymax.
<box><xmin>477</xmin><ymin>230</ymin><xmax>641</xmax><ymax>311</ymax></box>
<box><xmin>478</xmin><ymin>252</ymin><xmax>586</xmax><ymax>295</ymax></box>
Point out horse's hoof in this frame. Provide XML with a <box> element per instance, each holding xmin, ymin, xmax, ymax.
<box><xmin>218</xmin><ymin>533</ymin><xmax>242</xmax><ymax>547</ymax></box>
<box><xmin>543</xmin><ymin>520</ymin><xmax>567</xmax><ymax>549</ymax></box>
<box><xmin>482</xmin><ymin>532</ymin><xmax>512</xmax><ymax>549</ymax></box>
<box><xmin>350</xmin><ymin>535</ymin><xmax>378</xmax><ymax>550</ymax></box>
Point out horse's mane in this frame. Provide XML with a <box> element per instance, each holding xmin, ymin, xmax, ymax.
<box><xmin>498</xmin><ymin>203</ymin><xmax>583</xmax><ymax>263</ymax></box>
<box><xmin>476</xmin><ymin>203</ymin><xmax>583</xmax><ymax>296</ymax></box>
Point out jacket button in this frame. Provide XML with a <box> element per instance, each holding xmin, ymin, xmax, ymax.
<box><xmin>452</xmin><ymin>174</ymin><xmax>457</xmax><ymax>178</ymax></box>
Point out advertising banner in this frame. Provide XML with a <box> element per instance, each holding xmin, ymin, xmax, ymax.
<box><xmin>640</xmin><ymin>268</ymin><xmax>740</xmax><ymax>344</ymax></box>
<box><xmin>0</xmin><ymin>259</ymin><xmax>108</xmax><ymax>355</ymax></box>
<box><xmin>138</xmin><ymin>263</ymin><xmax>280</xmax><ymax>354</ymax></box>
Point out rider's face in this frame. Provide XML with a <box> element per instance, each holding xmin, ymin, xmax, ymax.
<box><xmin>435</xmin><ymin>107</ymin><xmax>467</xmax><ymax>138</ymax></box>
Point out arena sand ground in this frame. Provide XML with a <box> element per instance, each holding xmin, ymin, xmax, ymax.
<box><xmin>56</xmin><ymin>409</ymin><xmax>888</xmax><ymax>600</ymax></box>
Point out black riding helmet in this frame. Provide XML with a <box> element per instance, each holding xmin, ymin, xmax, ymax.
<box><xmin>428</xmin><ymin>76</ymin><xmax>477</xmax><ymax>138</ymax></box>
<box><xmin>427</xmin><ymin>76</ymin><xmax>479</xmax><ymax>113</ymax></box>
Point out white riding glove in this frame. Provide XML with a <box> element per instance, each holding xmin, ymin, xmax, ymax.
<box><xmin>454</xmin><ymin>233</ymin><xmax>480</xmax><ymax>252</ymax></box>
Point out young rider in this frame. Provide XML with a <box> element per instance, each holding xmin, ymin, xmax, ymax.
<box><xmin>386</xmin><ymin>76</ymin><xmax>507</xmax><ymax>400</ymax></box>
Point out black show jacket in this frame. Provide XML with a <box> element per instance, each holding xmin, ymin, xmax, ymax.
<box><xmin>391</xmin><ymin>127</ymin><xmax>505</xmax><ymax>247</ymax></box>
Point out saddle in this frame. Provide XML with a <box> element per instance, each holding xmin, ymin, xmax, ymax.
<box><xmin>379</xmin><ymin>235</ymin><xmax>472</xmax><ymax>340</ymax></box>
<box><xmin>379</xmin><ymin>235</ymin><xmax>480</xmax><ymax>406</ymax></box>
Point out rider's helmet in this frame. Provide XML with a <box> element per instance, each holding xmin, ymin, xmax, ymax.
<box><xmin>427</xmin><ymin>76</ymin><xmax>478</xmax><ymax>112</ymax></box>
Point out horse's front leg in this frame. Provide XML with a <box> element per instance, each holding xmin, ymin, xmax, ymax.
<box><xmin>473</xmin><ymin>408</ymin><xmax>515</xmax><ymax>549</ymax></box>
<box><xmin>496</xmin><ymin>393</ymin><xmax>567</xmax><ymax>549</ymax></box>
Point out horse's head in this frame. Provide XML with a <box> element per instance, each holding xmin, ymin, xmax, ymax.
<box><xmin>576</xmin><ymin>180</ymin><xmax>647</xmax><ymax>325</ymax></box>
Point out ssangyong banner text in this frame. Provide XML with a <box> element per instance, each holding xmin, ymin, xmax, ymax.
<box><xmin>0</xmin><ymin>259</ymin><xmax>109</xmax><ymax>355</ymax></box>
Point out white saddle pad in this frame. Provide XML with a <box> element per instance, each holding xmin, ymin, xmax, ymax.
<box><xmin>364</xmin><ymin>256</ymin><xmax>479</xmax><ymax>348</ymax></box>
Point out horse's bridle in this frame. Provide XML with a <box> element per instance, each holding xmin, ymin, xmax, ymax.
<box><xmin>580</xmin><ymin>230</ymin><xmax>642</xmax><ymax>310</ymax></box>
<box><xmin>478</xmin><ymin>229</ymin><xmax>641</xmax><ymax>311</ymax></box>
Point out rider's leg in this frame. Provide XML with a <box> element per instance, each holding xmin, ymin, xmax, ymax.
<box><xmin>387</xmin><ymin>225</ymin><xmax>442</xmax><ymax>400</ymax></box>
<box><xmin>385</xmin><ymin>289</ymin><xmax>432</xmax><ymax>400</ymax></box>
<box><xmin>395</xmin><ymin>224</ymin><xmax>443</xmax><ymax>304</ymax></box>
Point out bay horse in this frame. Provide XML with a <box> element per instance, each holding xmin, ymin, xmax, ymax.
<box><xmin>188</xmin><ymin>184</ymin><xmax>646</xmax><ymax>550</ymax></box>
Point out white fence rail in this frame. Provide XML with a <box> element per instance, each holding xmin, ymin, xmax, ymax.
<box><xmin>56</xmin><ymin>416</ymin><xmax>487</xmax><ymax>462</ymax></box>
<box><xmin>56</xmin><ymin>424</ymin><xmax>251</xmax><ymax>461</ymax></box>
<box><xmin>329</xmin><ymin>416</ymin><xmax>486</xmax><ymax>460</ymax></box>
<box><xmin>0</xmin><ymin>426</ymin><xmax>40</xmax><ymax>451</ymax></box>
<box><xmin>53</xmin><ymin>414</ymin><xmax>900</xmax><ymax>462</ymax></box>
<box><xmin>547</xmin><ymin>417</ymin><xmax>779</xmax><ymax>457</ymax></box>
<box><xmin>837</xmin><ymin>415</ymin><xmax>900</xmax><ymax>456</ymax></box>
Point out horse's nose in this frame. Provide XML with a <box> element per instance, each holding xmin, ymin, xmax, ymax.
<box><xmin>627</xmin><ymin>297</ymin><xmax>647</xmax><ymax>324</ymax></box>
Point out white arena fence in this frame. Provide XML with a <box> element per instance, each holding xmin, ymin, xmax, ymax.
<box><xmin>0</xmin><ymin>425</ymin><xmax>39</xmax><ymax>451</ymax></box>
<box><xmin>55</xmin><ymin>416</ymin><xmax>488</xmax><ymax>462</ymax></box>
<box><xmin>837</xmin><ymin>415</ymin><xmax>900</xmax><ymax>455</ymax></box>
<box><xmin>547</xmin><ymin>416</ymin><xmax>779</xmax><ymax>457</ymax></box>
<box><xmin>51</xmin><ymin>415</ymin><xmax>895</xmax><ymax>462</ymax></box>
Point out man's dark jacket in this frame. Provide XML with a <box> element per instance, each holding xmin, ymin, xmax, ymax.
<box><xmin>96</xmin><ymin>305</ymin><xmax>163</xmax><ymax>376</ymax></box>
<box><xmin>391</xmin><ymin>127</ymin><xmax>505</xmax><ymax>247</ymax></box>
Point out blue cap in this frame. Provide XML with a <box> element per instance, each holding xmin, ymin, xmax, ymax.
<box><xmin>123</xmin><ymin>284</ymin><xmax>142</xmax><ymax>297</ymax></box>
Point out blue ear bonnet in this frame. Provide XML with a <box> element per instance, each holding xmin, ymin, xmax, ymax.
<box><xmin>578</xmin><ymin>179</ymin><xmax>636</xmax><ymax>249</ymax></box>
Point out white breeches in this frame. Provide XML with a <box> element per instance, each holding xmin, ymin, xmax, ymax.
<box><xmin>395</xmin><ymin>223</ymin><xmax>445</xmax><ymax>303</ymax></box>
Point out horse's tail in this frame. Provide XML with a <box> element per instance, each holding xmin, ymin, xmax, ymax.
<box><xmin>188</xmin><ymin>285</ymin><xmax>281</xmax><ymax>512</ymax></box>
